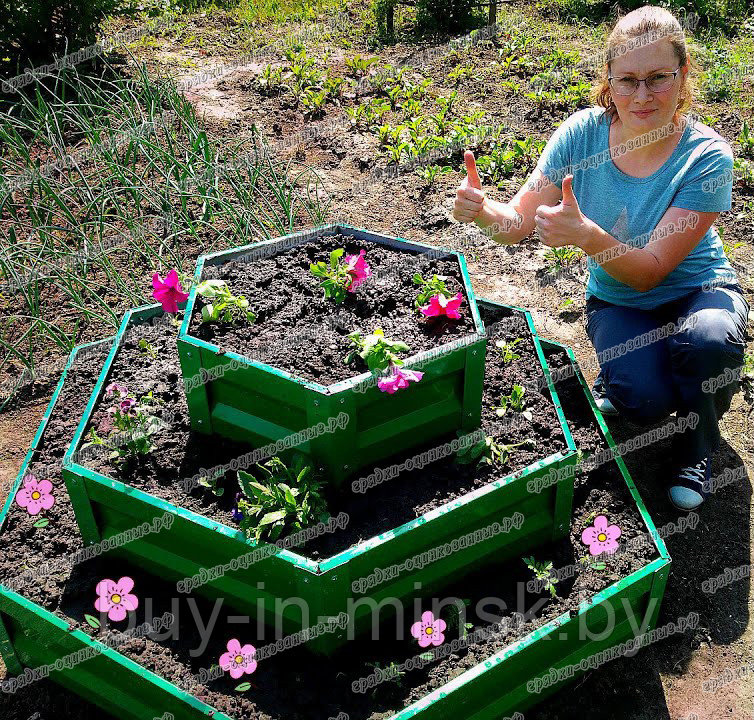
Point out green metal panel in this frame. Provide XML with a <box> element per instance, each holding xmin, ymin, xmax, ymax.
<box><xmin>177</xmin><ymin>223</ymin><xmax>489</xmax><ymax>487</ymax></box>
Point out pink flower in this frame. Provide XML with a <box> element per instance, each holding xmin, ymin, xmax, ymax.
<box><xmin>581</xmin><ymin>515</ymin><xmax>621</xmax><ymax>556</ymax></box>
<box><xmin>15</xmin><ymin>474</ymin><xmax>55</xmax><ymax>516</ymax></box>
<box><xmin>411</xmin><ymin>610</ymin><xmax>446</xmax><ymax>648</ymax></box>
<box><xmin>95</xmin><ymin>577</ymin><xmax>139</xmax><ymax>622</ymax></box>
<box><xmin>345</xmin><ymin>249</ymin><xmax>372</xmax><ymax>292</ymax></box>
<box><xmin>377</xmin><ymin>365</ymin><xmax>424</xmax><ymax>394</ymax></box>
<box><xmin>152</xmin><ymin>269</ymin><xmax>189</xmax><ymax>313</ymax></box>
<box><xmin>220</xmin><ymin>638</ymin><xmax>257</xmax><ymax>679</ymax></box>
<box><xmin>420</xmin><ymin>292</ymin><xmax>464</xmax><ymax>319</ymax></box>
<box><xmin>105</xmin><ymin>382</ymin><xmax>128</xmax><ymax>398</ymax></box>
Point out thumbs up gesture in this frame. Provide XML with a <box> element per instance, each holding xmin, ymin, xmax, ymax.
<box><xmin>534</xmin><ymin>174</ymin><xmax>594</xmax><ymax>248</ymax></box>
<box><xmin>453</xmin><ymin>151</ymin><xmax>486</xmax><ymax>223</ymax></box>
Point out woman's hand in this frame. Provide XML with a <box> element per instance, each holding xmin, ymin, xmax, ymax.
<box><xmin>534</xmin><ymin>174</ymin><xmax>597</xmax><ymax>249</ymax></box>
<box><xmin>453</xmin><ymin>151</ymin><xmax>486</xmax><ymax>223</ymax></box>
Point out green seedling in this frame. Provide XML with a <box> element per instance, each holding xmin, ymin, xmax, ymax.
<box><xmin>196</xmin><ymin>279</ymin><xmax>256</xmax><ymax>325</ymax></box>
<box><xmin>412</xmin><ymin>273</ymin><xmax>451</xmax><ymax>308</ymax></box>
<box><xmin>523</xmin><ymin>556</ymin><xmax>559</xmax><ymax>598</ymax></box>
<box><xmin>493</xmin><ymin>337</ymin><xmax>523</xmax><ymax>364</ymax></box>
<box><xmin>495</xmin><ymin>384</ymin><xmax>532</xmax><ymax>421</ymax></box>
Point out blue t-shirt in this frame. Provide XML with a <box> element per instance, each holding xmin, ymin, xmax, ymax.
<box><xmin>535</xmin><ymin>106</ymin><xmax>737</xmax><ymax>310</ymax></box>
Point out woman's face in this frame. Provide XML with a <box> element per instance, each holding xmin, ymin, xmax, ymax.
<box><xmin>608</xmin><ymin>38</ymin><xmax>688</xmax><ymax>132</ymax></box>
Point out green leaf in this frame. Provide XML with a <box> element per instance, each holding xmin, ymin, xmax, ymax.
<box><xmin>412</xmin><ymin>273</ymin><xmax>423</xmax><ymax>284</ymax></box>
<box><xmin>196</xmin><ymin>279</ymin><xmax>227</xmax><ymax>298</ymax></box>
<box><xmin>201</xmin><ymin>304</ymin><xmax>215</xmax><ymax>323</ymax></box>
<box><xmin>33</xmin><ymin>518</ymin><xmax>49</xmax><ymax>528</ymax></box>
<box><xmin>84</xmin><ymin>614</ymin><xmax>101</xmax><ymax>629</ymax></box>
<box><xmin>329</xmin><ymin>248</ymin><xmax>345</xmax><ymax>268</ymax></box>
<box><xmin>260</xmin><ymin>510</ymin><xmax>287</xmax><ymax>525</ymax></box>
<box><xmin>590</xmin><ymin>561</ymin><xmax>606</xmax><ymax>570</ymax></box>
<box><xmin>235</xmin><ymin>682</ymin><xmax>252</xmax><ymax>692</ymax></box>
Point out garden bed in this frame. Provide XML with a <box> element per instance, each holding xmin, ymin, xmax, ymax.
<box><xmin>177</xmin><ymin>223</ymin><xmax>487</xmax><ymax>484</ymax></box>
<box><xmin>0</xmin><ymin>332</ymin><xmax>669</xmax><ymax>720</ymax></box>
<box><xmin>61</xmin><ymin>298</ymin><xmax>577</xmax><ymax>653</ymax></box>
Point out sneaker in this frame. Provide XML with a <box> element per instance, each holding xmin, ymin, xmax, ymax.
<box><xmin>591</xmin><ymin>373</ymin><xmax>619</xmax><ymax>416</ymax></box>
<box><xmin>668</xmin><ymin>455</ymin><xmax>712</xmax><ymax>511</ymax></box>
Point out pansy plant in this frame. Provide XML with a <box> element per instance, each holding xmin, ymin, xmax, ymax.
<box><xmin>82</xmin><ymin>382</ymin><xmax>164</xmax><ymax>462</ymax></box>
<box><xmin>310</xmin><ymin>247</ymin><xmax>372</xmax><ymax>303</ymax></box>
<box><xmin>495</xmin><ymin>384</ymin><xmax>532</xmax><ymax>421</ymax></box>
<box><xmin>196</xmin><ymin>279</ymin><xmax>256</xmax><ymax>326</ymax></box>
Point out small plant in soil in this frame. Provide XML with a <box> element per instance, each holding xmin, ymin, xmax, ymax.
<box><xmin>495</xmin><ymin>384</ymin><xmax>533</xmax><ymax>422</ymax></box>
<box><xmin>493</xmin><ymin>337</ymin><xmax>523</xmax><ymax>364</ymax></box>
<box><xmin>198</xmin><ymin>468</ymin><xmax>225</xmax><ymax>497</ymax></box>
<box><xmin>310</xmin><ymin>247</ymin><xmax>372</xmax><ymax>302</ymax></box>
<box><xmin>412</xmin><ymin>273</ymin><xmax>451</xmax><ymax>308</ymax></box>
<box><xmin>454</xmin><ymin>432</ymin><xmax>534</xmax><ymax>466</ymax></box>
<box><xmin>523</xmin><ymin>556</ymin><xmax>559</xmax><ymax>598</ymax></box>
<box><xmin>83</xmin><ymin>383</ymin><xmax>163</xmax><ymax>463</ymax></box>
<box><xmin>138</xmin><ymin>338</ymin><xmax>158</xmax><ymax>360</ymax></box>
<box><xmin>345</xmin><ymin>55</ymin><xmax>378</xmax><ymax>77</ymax></box>
<box><xmin>418</xmin><ymin>164</ymin><xmax>452</xmax><ymax>185</ymax></box>
<box><xmin>344</xmin><ymin>327</ymin><xmax>409</xmax><ymax>372</ymax></box>
<box><xmin>236</xmin><ymin>454</ymin><xmax>329</xmax><ymax>543</ymax></box>
<box><xmin>364</xmin><ymin>660</ymin><xmax>407</xmax><ymax>690</ymax></box>
<box><xmin>195</xmin><ymin>279</ymin><xmax>256</xmax><ymax>325</ymax></box>
<box><xmin>545</xmin><ymin>245</ymin><xmax>583</xmax><ymax>273</ymax></box>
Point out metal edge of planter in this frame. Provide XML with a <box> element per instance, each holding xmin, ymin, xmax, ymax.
<box><xmin>0</xmin><ymin>338</ymin><xmax>233</xmax><ymax>720</ymax></box>
<box><xmin>474</xmin><ymin>297</ymin><xmax>579</xmax><ymax>541</ymax></box>
<box><xmin>177</xmin><ymin>222</ymin><xmax>487</xmax><ymax>395</ymax></box>
<box><xmin>63</xmin><ymin>303</ymin><xmax>579</xmax><ymax>573</ymax></box>
<box><xmin>377</xmin><ymin>337</ymin><xmax>673</xmax><ymax>720</ymax></box>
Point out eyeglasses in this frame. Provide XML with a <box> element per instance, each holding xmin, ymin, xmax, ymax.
<box><xmin>607</xmin><ymin>67</ymin><xmax>681</xmax><ymax>95</ymax></box>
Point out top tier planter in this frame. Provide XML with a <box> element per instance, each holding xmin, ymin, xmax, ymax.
<box><xmin>178</xmin><ymin>223</ymin><xmax>487</xmax><ymax>487</ymax></box>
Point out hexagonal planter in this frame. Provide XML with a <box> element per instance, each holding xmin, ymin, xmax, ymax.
<box><xmin>0</xmin><ymin>333</ymin><xmax>671</xmax><ymax>720</ymax></box>
<box><xmin>61</xmin><ymin>301</ymin><xmax>578</xmax><ymax>655</ymax></box>
<box><xmin>177</xmin><ymin>223</ymin><xmax>488</xmax><ymax>487</ymax></box>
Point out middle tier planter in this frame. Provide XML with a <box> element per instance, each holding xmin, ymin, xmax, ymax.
<box><xmin>61</xmin><ymin>300</ymin><xmax>578</xmax><ymax>656</ymax></box>
<box><xmin>177</xmin><ymin>223</ymin><xmax>488</xmax><ymax>487</ymax></box>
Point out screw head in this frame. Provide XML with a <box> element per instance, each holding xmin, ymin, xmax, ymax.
<box><xmin>187</xmin><ymin>351</ymin><xmax>192</xmax><ymax>357</ymax></box>
<box><xmin>314</xmin><ymin>400</ymin><xmax>320</xmax><ymax>407</ymax></box>
<box><xmin>343</xmin><ymin>465</ymin><xmax>349</xmax><ymax>470</ymax></box>
<box><xmin>198</xmin><ymin>419</ymin><xmax>203</xmax><ymax>425</ymax></box>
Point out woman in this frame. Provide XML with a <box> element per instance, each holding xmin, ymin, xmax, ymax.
<box><xmin>453</xmin><ymin>6</ymin><xmax>750</xmax><ymax>511</ymax></box>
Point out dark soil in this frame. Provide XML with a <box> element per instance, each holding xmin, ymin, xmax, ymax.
<box><xmin>0</xmin><ymin>334</ymin><xmax>660</xmax><ymax>720</ymax></box>
<box><xmin>188</xmin><ymin>232</ymin><xmax>478</xmax><ymax>386</ymax></box>
<box><xmin>75</xmin><ymin>303</ymin><xmax>567</xmax><ymax>559</ymax></box>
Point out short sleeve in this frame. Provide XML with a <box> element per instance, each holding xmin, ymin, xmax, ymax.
<box><xmin>535</xmin><ymin>111</ymin><xmax>581</xmax><ymax>190</ymax></box>
<box><xmin>671</xmin><ymin>140</ymin><xmax>734</xmax><ymax>212</ymax></box>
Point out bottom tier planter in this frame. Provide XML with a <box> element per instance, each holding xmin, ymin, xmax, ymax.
<box><xmin>0</xmin><ymin>332</ymin><xmax>671</xmax><ymax>720</ymax></box>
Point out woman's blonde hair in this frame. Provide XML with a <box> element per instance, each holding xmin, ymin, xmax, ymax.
<box><xmin>590</xmin><ymin>5</ymin><xmax>700</xmax><ymax>125</ymax></box>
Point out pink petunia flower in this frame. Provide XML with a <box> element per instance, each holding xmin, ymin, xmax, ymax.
<box><xmin>95</xmin><ymin>577</ymin><xmax>139</xmax><ymax>622</ymax></box>
<box><xmin>377</xmin><ymin>365</ymin><xmax>424</xmax><ymax>394</ymax></box>
<box><xmin>581</xmin><ymin>515</ymin><xmax>621</xmax><ymax>556</ymax></box>
<box><xmin>105</xmin><ymin>382</ymin><xmax>129</xmax><ymax>398</ymax></box>
<box><xmin>15</xmin><ymin>474</ymin><xmax>55</xmax><ymax>516</ymax></box>
<box><xmin>345</xmin><ymin>249</ymin><xmax>372</xmax><ymax>292</ymax></box>
<box><xmin>420</xmin><ymin>292</ymin><xmax>464</xmax><ymax>319</ymax></box>
<box><xmin>220</xmin><ymin>638</ymin><xmax>257</xmax><ymax>679</ymax></box>
<box><xmin>152</xmin><ymin>269</ymin><xmax>189</xmax><ymax>313</ymax></box>
<box><xmin>410</xmin><ymin>610</ymin><xmax>446</xmax><ymax>648</ymax></box>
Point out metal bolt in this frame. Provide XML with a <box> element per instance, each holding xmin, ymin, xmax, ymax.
<box><xmin>198</xmin><ymin>419</ymin><xmax>203</xmax><ymax>425</ymax></box>
<box><xmin>343</xmin><ymin>465</ymin><xmax>349</xmax><ymax>470</ymax></box>
<box><xmin>332</xmin><ymin>575</ymin><xmax>338</xmax><ymax>582</ymax></box>
<box><xmin>339</xmin><ymin>398</ymin><xmax>345</xmax><ymax>404</ymax></box>
<box><xmin>467</xmin><ymin>412</ymin><xmax>472</xmax><ymax>417</ymax></box>
<box><xmin>187</xmin><ymin>351</ymin><xmax>192</xmax><ymax>357</ymax></box>
<box><xmin>314</xmin><ymin>400</ymin><xmax>319</xmax><ymax>407</ymax></box>
<box><xmin>303</xmin><ymin>578</ymin><xmax>309</xmax><ymax>583</ymax></box>
<box><xmin>472</xmin><ymin>350</ymin><xmax>477</xmax><ymax>355</ymax></box>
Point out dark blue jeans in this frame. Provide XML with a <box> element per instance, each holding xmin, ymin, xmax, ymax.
<box><xmin>585</xmin><ymin>282</ymin><xmax>750</xmax><ymax>466</ymax></box>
